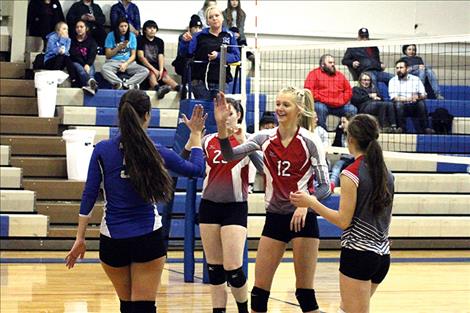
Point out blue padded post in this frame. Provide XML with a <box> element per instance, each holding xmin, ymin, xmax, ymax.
<box><xmin>202</xmin><ymin>251</ymin><xmax>210</xmax><ymax>284</ymax></box>
<box><xmin>184</xmin><ymin>178</ymin><xmax>198</xmax><ymax>282</ymax></box>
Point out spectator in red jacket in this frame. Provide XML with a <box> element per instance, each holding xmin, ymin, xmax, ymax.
<box><xmin>304</xmin><ymin>54</ymin><xmax>356</xmax><ymax>130</ymax></box>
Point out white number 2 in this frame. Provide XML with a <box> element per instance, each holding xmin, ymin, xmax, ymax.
<box><xmin>277</xmin><ymin>160</ymin><xmax>291</xmax><ymax>176</ymax></box>
<box><xmin>213</xmin><ymin>150</ymin><xmax>228</xmax><ymax>164</ymax></box>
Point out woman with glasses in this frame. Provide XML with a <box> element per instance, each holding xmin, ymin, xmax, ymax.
<box><xmin>351</xmin><ymin>72</ymin><xmax>399</xmax><ymax>133</ymax></box>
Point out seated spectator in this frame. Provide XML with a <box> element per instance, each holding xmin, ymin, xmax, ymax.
<box><xmin>102</xmin><ymin>17</ymin><xmax>148</xmax><ymax>90</ymax></box>
<box><xmin>44</xmin><ymin>21</ymin><xmax>77</xmax><ymax>85</ymax></box>
<box><xmin>110</xmin><ymin>0</ymin><xmax>141</xmax><ymax>37</ymax></box>
<box><xmin>184</xmin><ymin>5</ymin><xmax>240</xmax><ymax>100</ymax></box>
<box><xmin>329</xmin><ymin>113</ymin><xmax>354</xmax><ymax>189</ymax></box>
<box><xmin>304</xmin><ymin>54</ymin><xmax>356</xmax><ymax>130</ymax></box>
<box><xmin>342</xmin><ymin>28</ymin><xmax>393</xmax><ymax>87</ymax></box>
<box><xmin>66</xmin><ymin>0</ymin><xmax>107</xmax><ymax>50</ymax></box>
<box><xmin>351</xmin><ymin>72</ymin><xmax>398</xmax><ymax>132</ymax></box>
<box><xmin>197</xmin><ymin>0</ymin><xmax>218</xmax><ymax>27</ymax></box>
<box><xmin>70</xmin><ymin>19</ymin><xmax>98</xmax><ymax>95</ymax></box>
<box><xmin>27</xmin><ymin>0</ymin><xmax>65</xmax><ymax>45</ymax></box>
<box><xmin>402</xmin><ymin>44</ymin><xmax>444</xmax><ymax>100</ymax></box>
<box><xmin>137</xmin><ymin>20</ymin><xmax>181</xmax><ymax>99</ymax></box>
<box><xmin>172</xmin><ymin>15</ymin><xmax>203</xmax><ymax>99</ymax></box>
<box><xmin>389</xmin><ymin>59</ymin><xmax>433</xmax><ymax>134</ymax></box>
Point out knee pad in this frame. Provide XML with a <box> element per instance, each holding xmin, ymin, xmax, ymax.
<box><xmin>251</xmin><ymin>286</ymin><xmax>270</xmax><ymax>312</ymax></box>
<box><xmin>225</xmin><ymin>267</ymin><xmax>247</xmax><ymax>288</ymax></box>
<box><xmin>119</xmin><ymin>299</ymin><xmax>132</xmax><ymax>313</ymax></box>
<box><xmin>295</xmin><ymin>288</ymin><xmax>318</xmax><ymax>312</ymax></box>
<box><xmin>132</xmin><ymin>301</ymin><xmax>156</xmax><ymax>313</ymax></box>
<box><xmin>207</xmin><ymin>263</ymin><xmax>226</xmax><ymax>285</ymax></box>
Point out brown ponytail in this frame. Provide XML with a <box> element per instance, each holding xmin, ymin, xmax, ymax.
<box><xmin>347</xmin><ymin>114</ymin><xmax>392</xmax><ymax>215</ymax></box>
<box><xmin>118</xmin><ymin>90</ymin><xmax>174</xmax><ymax>203</ymax></box>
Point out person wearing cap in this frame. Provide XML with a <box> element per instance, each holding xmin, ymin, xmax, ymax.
<box><xmin>401</xmin><ymin>44</ymin><xmax>444</xmax><ymax>100</ymax></box>
<box><xmin>304</xmin><ymin>54</ymin><xmax>357</xmax><ymax>130</ymax></box>
<box><xmin>172</xmin><ymin>15</ymin><xmax>204</xmax><ymax>99</ymax></box>
<box><xmin>137</xmin><ymin>20</ymin><xmax>181</xmax><ymax>99</ymax></box>
<box><xmin>110</xmin><ymin>0</ymin><xmax>141</xmax><ymax>36</ymax></box>
<box><xmin>342</xmin><ymin>27</ymin><xmax>394</xmax><ymax>87</ymax></box>
<box><xmin>182</xmin><ymin>5</ymin><xmax>240</xmax><ymax>100</ymax></box>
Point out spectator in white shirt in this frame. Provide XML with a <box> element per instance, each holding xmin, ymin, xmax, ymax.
<box><xmin>388</xmin><ymin>59</ymin><xmax>433</xmax><ymax>134</ymax></box>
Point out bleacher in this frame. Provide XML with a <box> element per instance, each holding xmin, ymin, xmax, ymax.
<box><xmin>0</xmin><ymin>7</ymin><xmax>469</xmax><ymax>251</ymax></box>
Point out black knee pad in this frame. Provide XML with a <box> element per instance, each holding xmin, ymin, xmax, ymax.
<box><xmin>251</xmin><ymin>286</ymin><xmax>270</xmax><ymax>312</ymax></box>
<box><xmin>207</xmin><ymin>263</ymin><xmax>226</xmax><ymax>285</ymax></box>
<box><xmin>119</xmin><ymin>299</ymin><xmax>132</xmax><ymax>313</ymax></box>
<box><xmin>225</xmin><ymin>267</ymin><xmax>247</xmax><ymax>288</ymax></box>
<box><xmin>132</xmin><ymin>300</ymin><xmax>156</xmax><ymax>313</ymax></box>
<box><xmin>295</xmin><ymin>288</ymin><xmax>318</xmax><ymax>312</ymax></box>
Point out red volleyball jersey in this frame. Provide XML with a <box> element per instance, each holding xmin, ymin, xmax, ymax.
<box><xmin>201</xmin><ymin>133</ymin><xmax>250</xmax><ymax>202</ymax></box>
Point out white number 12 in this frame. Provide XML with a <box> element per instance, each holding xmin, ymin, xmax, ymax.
<box><xmin>277</xmin><ymin>160</ymin><xmax>291</xmax><ymax>176</ymax></box>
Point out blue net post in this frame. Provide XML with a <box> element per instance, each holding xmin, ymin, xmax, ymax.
<box><xmin>184</xmin><ymin>177</ymin><xmax>198</xmax><ymax>282</ymax></box>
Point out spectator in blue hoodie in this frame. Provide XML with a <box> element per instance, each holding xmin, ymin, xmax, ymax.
<box><xmin>44</xmin><ymin>21</ymin><xmax>78</xmax><ymax>85</ymax></box>
<box><xmin>172</xmin><ymin>15</ymin><xmax>203</xmax><ymax>99</ymax></box>
<box><xmin>110</xmin><ymin>0</ymin><xmax>141</xmax><ymax>37</ymax></box>
<box><xmin>183</xmin><ymin>6</ymin><xmax>240</xmax><ymax>100</ymax></box>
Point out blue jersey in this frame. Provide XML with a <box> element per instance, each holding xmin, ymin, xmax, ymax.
<box><xmin>79</xmin><ymin>136</ymin><xmax>204</xmax><ymax>239</ymax></box>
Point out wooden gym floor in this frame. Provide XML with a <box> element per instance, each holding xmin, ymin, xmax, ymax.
<box><xmin>1</xmin><ymin>250</ymin><xmax>469</xmax><ymax>313</ymax></box>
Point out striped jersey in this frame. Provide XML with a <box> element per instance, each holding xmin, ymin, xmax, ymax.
<box><xmin>340</xmin><ymin>156</ymin><xmax>395</xmax><ymax>255</ymax></box>
<box><xmin>219</xmin><ymin>127</ymin><xmax>331</xmax><ymax>214</ymax></box>
<box><xmin>202</xmin><ymin>134</ymin><xmax>250</xmax><ymax>202</ymax></box>
<box><xmin>79</xmin><ymin>136</ymin><xmax>204</xmax><ymax>239</ymax></box>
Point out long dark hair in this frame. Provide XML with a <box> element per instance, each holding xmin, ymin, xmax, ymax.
<box><xmin>347</xmin><ymin>114</ymin><xmax>392</xmax><ymax>215</ymax></box>
<box><xmin>225</xmin><ymin>0</ymin><xmax>246</xmax><ymax>27</ymax></box>
<box><xmin>114</xmin><ymin>17</ymin><xmax>130</xmax><ymax>45</ymax></box>
<box><xmin>118</xmin><ymin>90</ymin><xmax>173</xmax><ymax>203</ymax></box>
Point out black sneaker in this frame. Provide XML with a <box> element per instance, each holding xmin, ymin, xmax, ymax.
<box><xmin>157</xmin><ymin>85</ymin><xmax>172</xmax><ymax>99</ymax></box>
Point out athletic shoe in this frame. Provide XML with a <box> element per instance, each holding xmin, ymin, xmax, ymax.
<box><xmin>157</xmin><ymin>85</ymin><xmax>172</xmax><ymax>99</ymax></box>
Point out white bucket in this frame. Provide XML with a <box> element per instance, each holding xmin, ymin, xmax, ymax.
<box><xmin>62</xmin><ymin>129</ymin><xmax>96</xmax><ymax>181</ymax></box>
<box><xmin>34</xmin><ymin>71</ymin><xmax>68</xmax><ymax>118</ymax></box>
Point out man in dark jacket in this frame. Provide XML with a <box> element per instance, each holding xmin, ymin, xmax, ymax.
<box><xmin>66</xmin><ymin>0</ymin><xmax>107</xmax><ymax>48</ymax></box>
<box><xmin>342</xmin><ymin>28</ymin><xmax>393</xmax><ymax>87</ymax></box>
<box><xmin>27</xmin><ymin>0</ymin><xmax>65</xmax><ymax>40</ymax></box>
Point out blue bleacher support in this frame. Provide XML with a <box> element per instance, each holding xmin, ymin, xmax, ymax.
<box><xmin>417</xmin><ymin>134</ymin><xmax>470</xmax><ymax>153</ymax></box>
<box><xmin>110</xmin><ymin>128</ymin><xmax>176</xmax><ymax>147</ymax></box>
<box><xmin>426</xmin><ymin>100</ymin><xmax>470</xmax><ymax>117</ymax></box>
<box><xmin>0</xmin><ymin>215</ymin><xmax>8</xmax><ymax>236</ymax></box>
<box><xmin>440</xmin><ymin>85</ymin><xmax>470</xmax><ymax>101</ymax></box>
<box><xmin>84</xmin><ymin>89</ymin><xmax>126</xmax><ymax>107</ymax></box>
<box><xmin>96</xmin><ymin>108</ymin><xmax>160</xmax><ymax>127</ymax></box>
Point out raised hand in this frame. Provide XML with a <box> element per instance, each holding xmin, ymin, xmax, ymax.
<box><xmin>182</xmin><ymin>104</ymin><xmax>207</xmax><ymax>134</ymax></box>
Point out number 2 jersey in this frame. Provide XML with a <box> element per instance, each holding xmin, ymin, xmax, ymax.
<box><xmin>219</xmin><ymin>127</ymin><xmax>331</xmax><ymax>214</ymax></box>
<box><xmin>201</xmin><ymin>133</ymin><xmax>251</xmax><ymax>203</ymax></box>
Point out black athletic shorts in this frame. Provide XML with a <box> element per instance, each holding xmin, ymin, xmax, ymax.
<box><xmin>99</xmin><ymin>228</ymin><xmax>167</xmax><ymax>267</ymax></box>
<box><xmin>339</xmin><ymin>247</ymin><xmax>390</xmax><ymax>284</ymax></box>
<box><xmin>198</xmin><ymin>198</ymin><xmax>248</xmax><ymax>227</ymax></box>
<box><xmin>261</xmin><ymin>211</ymin><xmax>320</xmax><ymax>243</ymax></box>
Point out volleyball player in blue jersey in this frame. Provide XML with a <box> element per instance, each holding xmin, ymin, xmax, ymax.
<box><xmin>66</xmin><ymin>90</ymin><xmax>206</xmax><ymax>313</ymax></box>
